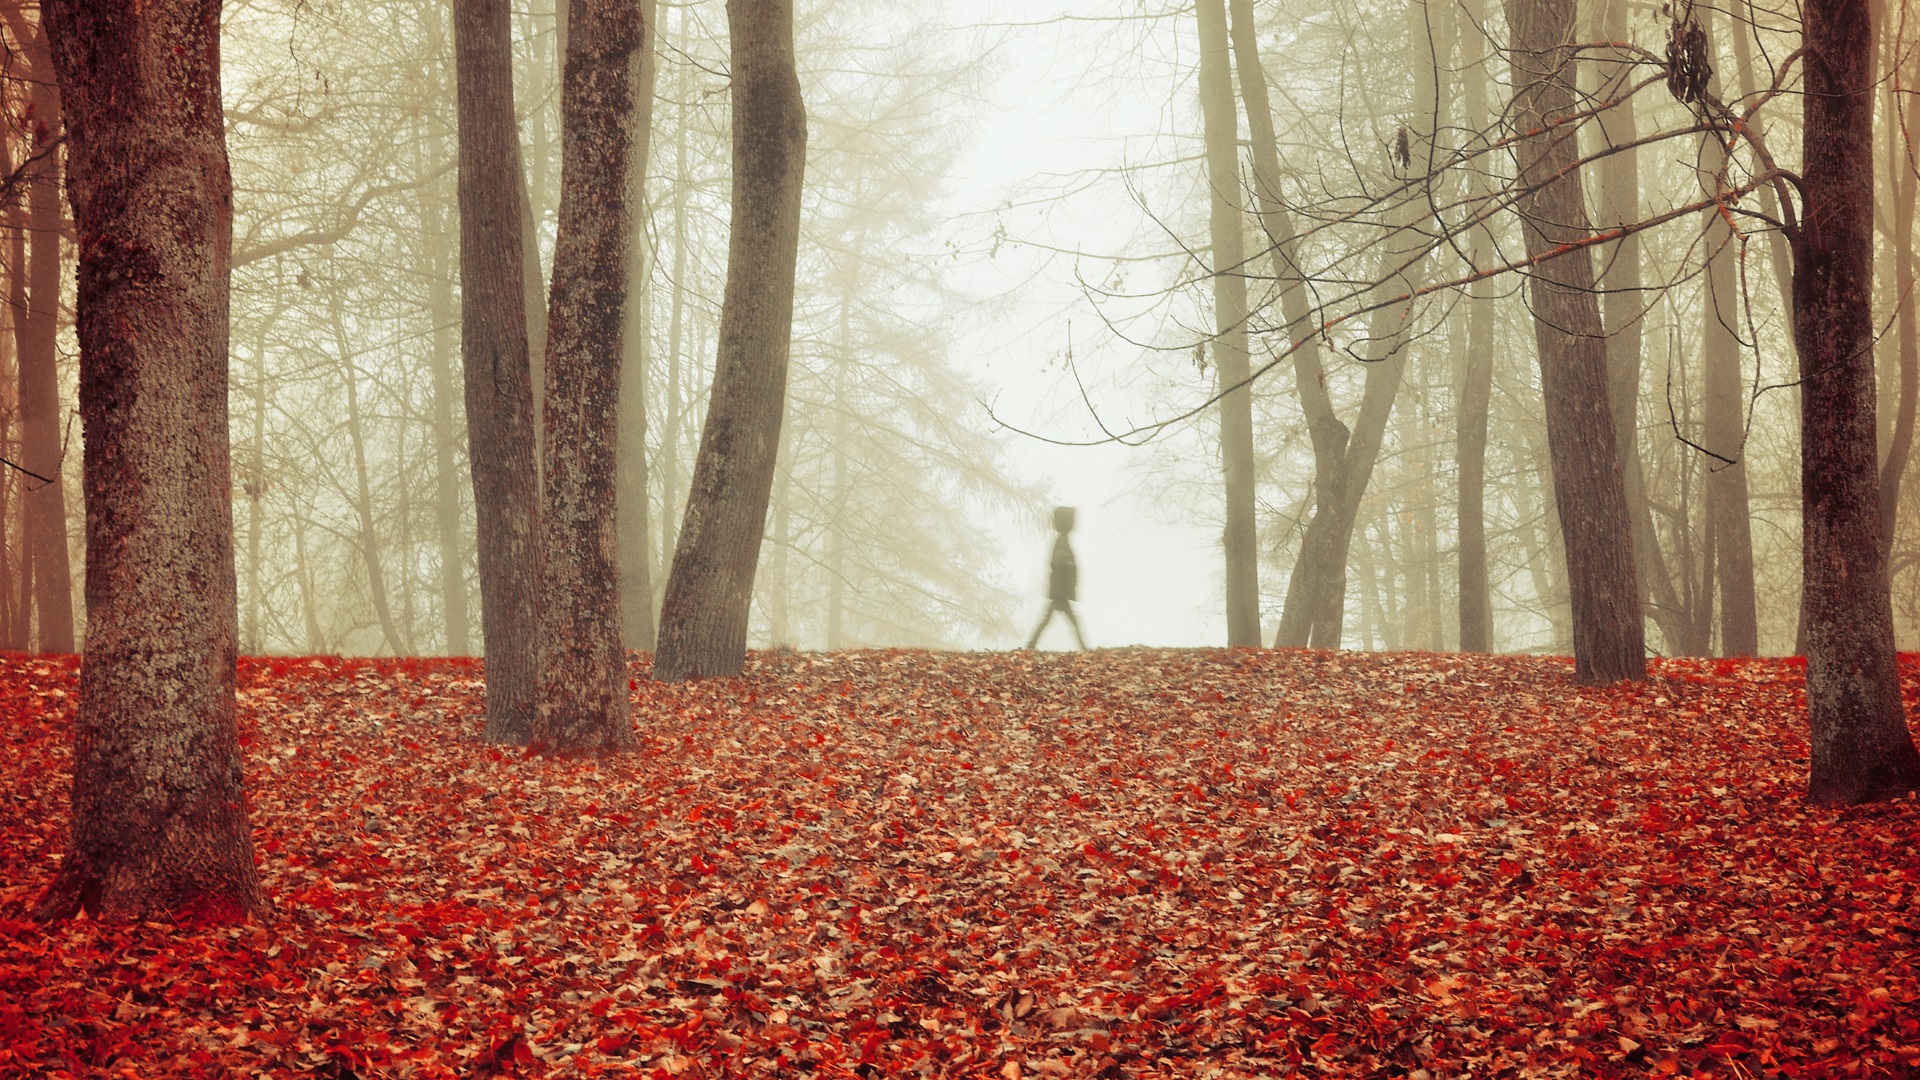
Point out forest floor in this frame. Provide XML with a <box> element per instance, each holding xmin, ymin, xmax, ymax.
<box><xmin>2</xmin><ymin>648</ymin><xmax>1918</xmax><ymax>1079</ymax></box>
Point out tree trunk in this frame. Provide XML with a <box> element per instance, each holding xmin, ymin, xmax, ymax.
<box><xmin>617</xmin><ymin>0</ymin><xmax>660</xmax><ymax>652</ymax></box>
<box><xmin>1449</xmin><ymin>0</ymin><xmax>1496</xmax><ymax>652</ymax></box>
<box><xmin>1227</xmin><ymin>0</ymin><xmax>1349</xmax><ymax>651</ymax></box>
<box><xmin>533</xmin><ymin>0</ymin><xmax>645</xmax><ymax>753</ymax></box>
<box><xmin>1195</xmin><ymin>0</ymin><xmax>1259</xmax><ymax>647</ymax></box>
<box><xmin>1502</xmin><ymin>0</ymin><xmax>1644</xmax><ymax>683</ymax></box>
<box><xmin>1696</xmin><ymin>10</ymin><xmax>1759</xmax><ymax>656</ymax></box>
<box><xmin>36</xmin><ymin>0</ymin><xmax>262</xmax><ymax>923</ymax></box>
<box><xmin>1878</xmin><ymin>58</ymin><xmax>1918</xmax><ymax>558</ymax></box>
<box><xmin>654</xmin><ymin>0</ymin><xmax>807</xmax><ymax>680</ymax></box>
<box><xmin>657</xmin><ymin>31</ymin><xmax>691</xmax><ymax>609</ymax></box>
<box><xmin>333</xmin><ymin>302</ymin><xmax>410</xmax><ymax>656</ymax></box>
<box><xmin>825</xmin><ymin>296</ymin><xmax>852</xmax><ymax>649</ymax></box>
<box><xmin>1795</xmin><ymin>0</ymin><xmax>1920</xmax><ymax>804</ymax></box>
<box><xmin>454</xmin><ymin>0</ymin><xmax>542</xmax><ymax>743</ymax></box>
<box><xmin>18</xmin><ymin>17</ymin><xmax>73</xmax><ymax>653</ymax></box>
<box><xmin>1592</xmin><ymin>0</ymin><xmax>1690</xmax><ymax>655</ymax></box>
<box><xmin>1266</xmin><ymin>0</ymin><xmax>1432</xmax><ymax>650</ymax></box>
<box><xmin>417</xmin><ymin>93</ymin><xmax>472</xmax><ymax>656</ymax></box>
<box><xmin>3</xmin><ymin>142</ymin><xmax>28</xmax><ymax>653</ymax></box>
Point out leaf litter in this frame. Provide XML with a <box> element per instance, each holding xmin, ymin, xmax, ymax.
<box><xmin>2</xmin><ymin>647</ymin><xmax>1917</xmax><ymax>1078</ymax></box>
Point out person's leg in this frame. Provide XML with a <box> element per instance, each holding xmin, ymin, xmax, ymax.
<box><xmin>1027</xmin><ymin>607</ymin><xmax>1053</xmax><ymax>649</ymax></box>
<box><xmin>1063</xmin><ymin>604</ymin><xmax>1087</xmax><ymax>650</ymax></box>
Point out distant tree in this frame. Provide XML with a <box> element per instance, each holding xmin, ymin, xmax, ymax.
<box><xmin>654</xmin><ymin>0</ymin><xmax>807</xmax><ymax>680</ymax></box>
<box><xmin>1794</xmin><ymin>0</ymin><xmax>1920</xmax><ymax>804</ymax></box>
<box><xmin>1193</xmin><ymin>0</ymin><xmax>1259</xmax><ymax>647</ymax></box>
<box><xmin>1502</xmin><ymin>0</ymin><xmax>1645</xmax><ymax>683</ymax></box>
<box><xmin>533</xmin><ymin>0</ymin><xmax>644</xmax><ymax>753</ymax></box>
<box><xmin>454</xmin><ymin>0</ymin><xmax>542</xmax><ymax>744</ymax></box>
<box><xmin>618</xmin><ymin>0</ymin><xmax>661</xmax><ymax>652</ymax></box>
<box><xmin>7</xmin><ymin>7</ymin><xmax>72</xmax><ymax>653</ymax></box>
<box><xmin>36</xmin><ymin>0</ymin><xmax>262</xmax><ymax>923</ymax></box>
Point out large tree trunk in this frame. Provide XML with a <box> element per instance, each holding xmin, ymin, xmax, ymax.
<box><xmin>1502</xmin><ymin>0</ymin><xmax>1644</xmax><ymax>683</ymax></box>
<box><xmin>1795</xmin><ymin>0</ymin><xmax>1920</xmax><ymax>804</ymax></box>
<box><xmin>1194</xmin><ymin>0</ymin><xmax>1259</xmax><ymax>647</ymax></box>
<box><xmin>533</xmin><ymin>0</ymin><xmax>645</xmax><ymax>753</ymax></box>
<box><xmin>617</xmin><ymin>0</ymin><xmax>660</xmax><ymax>652</ymax></box>
<box><xmin>18</xmin><ymin>16</ymin><xmax>73</xmax><ymax>653</ymax></box>
<box><xmin>653</xmin><ymin>0</ymin><xmax>806</xmax><ymax>681</ymax></box>
<box><xmin>36</xmin><ymin>0</ymin><xmax>262</xmax><ymax>924</ymax></box>
<box><xmin>454</xmin><ymin>0</ymin><xmax>542</xmax><ymax>743</ymax></box>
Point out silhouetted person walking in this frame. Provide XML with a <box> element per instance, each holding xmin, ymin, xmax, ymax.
<box><xmin>1027</xmin><ymin>506</ymin><xmax>1088</xmax><ymax>650</ymax></box>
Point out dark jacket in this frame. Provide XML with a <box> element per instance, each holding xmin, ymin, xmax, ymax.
<box><xmin>1048</xmin><ymin>534</ymin><xmax>1078</xmax><ymax>603</ymax></box>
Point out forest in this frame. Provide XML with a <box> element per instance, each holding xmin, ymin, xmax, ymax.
<box><xmin>3</xmin><ymin>0</ymin><xmax>1920</xmax><ymax>1076</ymax></box>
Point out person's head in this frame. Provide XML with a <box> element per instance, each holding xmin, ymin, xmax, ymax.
<box><xmin>1052</xmin><ymin>505</ymin><xmax>1076</xmax><ymax>534</ymax></box>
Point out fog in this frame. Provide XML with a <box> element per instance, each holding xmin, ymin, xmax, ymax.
<box><xmin>3</xmin><ymin>0</ymin><xmax>1909</xmax><ymax>659</ymax></box>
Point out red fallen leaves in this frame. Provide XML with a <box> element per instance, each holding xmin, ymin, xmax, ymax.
<box><xmin>1</xmin><ymin>648</ymin><xmax>1919</xmax><ymax>1078</ymax></box>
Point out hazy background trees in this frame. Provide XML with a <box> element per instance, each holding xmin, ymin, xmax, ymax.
<box><xmin>0</xmin><ymin>0</ymin><xmax>1917</xmax><ymax>676</ymax></box>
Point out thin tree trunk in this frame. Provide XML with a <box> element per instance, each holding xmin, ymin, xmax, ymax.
<box><xmin>413</xmin><ymin>72</ymin><xmax>473</xmax><ymax>656</ymax></box>
<box><xmin>1227</xmin><ymin>0</ymin><xmax>1350</xmax><ymax>650</ymax></box>
<box><xmin>3</xmin><ymin>149</ymin><xmax>27</xmax><ymax>652</ymax></box>
<box><xmin>1592</xmin><ymin>0</ymin><xmax>1689</xmax><ymax>654</ymax></box>
<box><xmin>399</xmin><ymin>408</ymin><xmax>420</xmax><ymax>647</ymax></box>
<box><xmin>18</xmin><ymin>17</ymin><xmax>72</xmax><ymax>653</ymax></box>
<box><xmin>333</xmin><ymin>302</ymin><xmax>408</xmax><ymax>656</ymax></box>
<box><xmin>1194</xmin><ymin>0</ymin><xmax>1258</xmax><ymax>647</ymax></box>
<box><xmin>293</xmin><ymin>507</ymin><xmax>325</xmax><ymax>653</ymax></box>
<box><xmin>533</xmin><ymin>0</ymin><xmax>645</xmax><ymax>753</ymax></box>
<box><xmin>245</xmin><ymin>320</ymin><xmax>270</xmax><ymax>654</ymax></box>
<box><xmin>454</xmin><ymin>0</ymin><xmax>542</xmax><ymax>743</ymax></box>
<box><xmin>617</xmin><ymin>0</ymin><xmax>660</xmax><ymax>652</ymax></box>
<box><xmin>1878</xmin><ymin>54</ymin><xmax>1918</xmax><ymax>554</ymax></box>
<box><xmin>36</xmin><ymin>0</ymin><xmax>261</xmax><ymax>923</ymax></box>
<box><xmin>654</xmin><ymin>0</ymin><xmax>807</xmax><ymax>680</ymax></box>
<box><xmin>1795</xmin><ymin>0</ymin><xmax>1920</xmax><ymax>804</ymax></box>
<box><xmin>1693</xmin><ymin>9</ymin><xmax>1759</xmax><ymax>656</ymax></box>
<box><xmin>769</xmin><ymin>409</ymin><xmax>792</xmax><ymax>647</ymax></box>
<box><xmin>657</xmin><ymin>31</ymin><xmax>691</xmax><ymax>610</ymax></box>
<box><xmin>826</xmin><ymin>298</ymin><xmax>851</xmax><ymax>650</ymax></box>
<box><xmin>1267</xmin><ymin>1</ymin><xmax>1433</xmax><ymax>649</ymax></box>
<box><xmin>1502</xmin><ymin>0</ymin><xmax>1644</xmax><ymax>682</ymax></box>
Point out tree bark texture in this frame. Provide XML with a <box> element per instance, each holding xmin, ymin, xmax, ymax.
<box><xmin>454</xmin><ymin>0</ymin><xmax>541</xmax><ymax>743</ymax></box>
<box><xmin>653</xmin><ymin>0</ymin><xmax>807</xmax><ymax>680</ymax></box>
<box><xmin>36</xmin><ymin>0</ymin><xmax>262</xmax><ymax>923</ymax></box>
<box><xmin>1503</xmin><ymin>0</ymin><xmax>1645</xmax><ymax>683</ymax></box>
<box><xmin>1794</xmin><ymin>0</ymin><xmax>1920</xmax><ymax>804</ymax></box>
<box><xmin>617</xmin><ymin>0</ymin><xmax>660</xmax><ymax>652</ymax></box>
<box><xmin>1195</xmin><ymin>0</ymin><xmax>1259</xmax><ymax>648</ymax></box>
<box><xmin>533</xmin><ymin>0</ymin><xmax>644</xmax><ymax>753</ymax></box>
<box><xmin>18</xmin><ymin>15</ymin><xmax>73</xmax><ymax>653</ymax></box>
